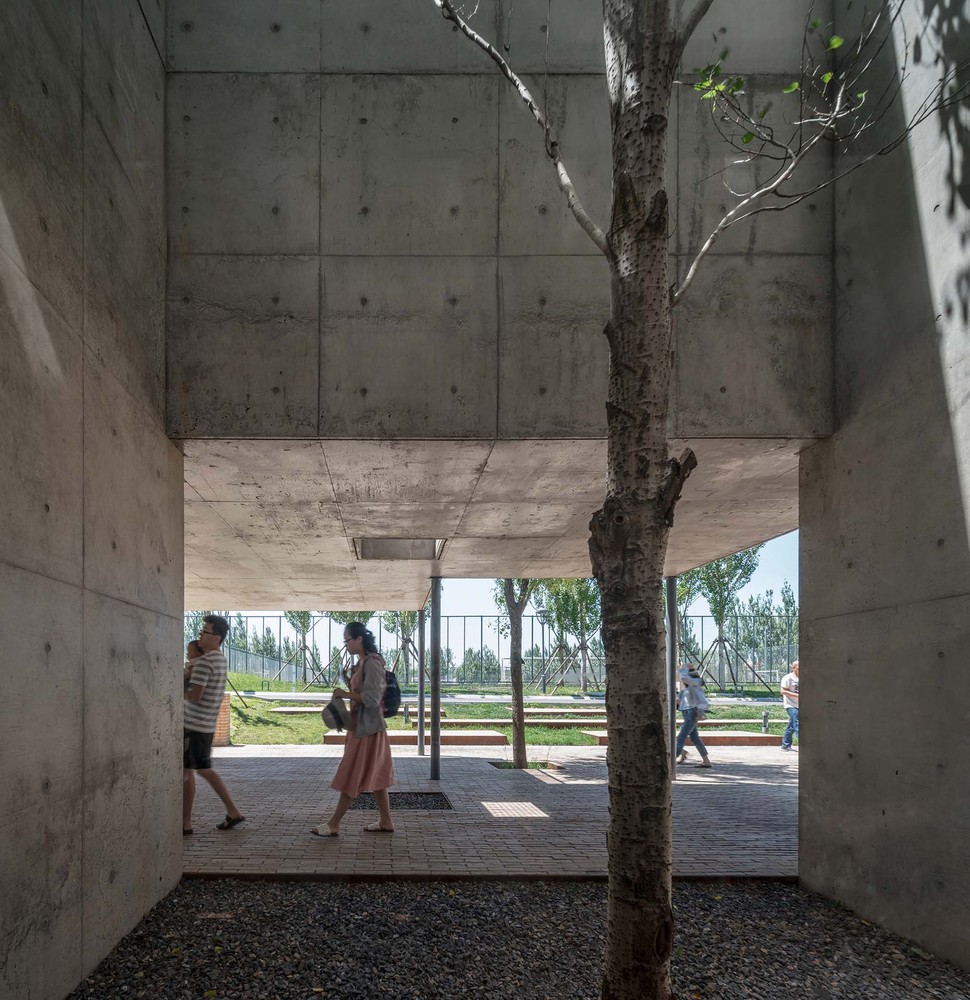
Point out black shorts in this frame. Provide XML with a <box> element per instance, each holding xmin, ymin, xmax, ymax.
<box><xmin>183</xmin><ymin>728</ymin><xmax>214</xmax><ymax>770</ymax></box>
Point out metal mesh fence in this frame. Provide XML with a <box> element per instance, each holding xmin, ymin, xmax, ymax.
<box><xmin>184</xmin><ymin>612</ymin><xmax>797</xmax><ymax>693</ymax></box>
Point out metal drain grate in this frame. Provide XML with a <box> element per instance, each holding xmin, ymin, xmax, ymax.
<box><xmin>349</xmin><ymin>791</ymin><xmax>452</xmax><ymax>811</ymax></box>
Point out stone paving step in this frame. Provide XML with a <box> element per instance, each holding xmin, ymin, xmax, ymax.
<box><xmin>324</xmin><ymin>729</ymin><xmax>508</xmax><ymax>746</ymax></box>
<box><xmin>271</xmin><ymin>706</ymin><xmax>449</xmax><ymax>717</ymax></box>
<box><xmin>582</xmin><ymin>729</ymin><xmax>781</xmax><ymax>746</ymax></box>
<box><xmin>512</xmin><ymin>707</ymin><xmax>612</xmax><ymax>716</ymax></box>
<box><xmin>409</xmin><ymin>717</ymin><xmax>607</xmax><ymax>728</ymax></box>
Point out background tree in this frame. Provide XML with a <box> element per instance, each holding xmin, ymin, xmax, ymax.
<box><xmin>674</xmin><ymin>569</ymin><xmax>703</xmax><ymax>664</ymax></box>
<box><xmin>779</xmin><ymin>580</ymin><xmax>798</xmax><ymax>647</ymax></box>
<box><xmin>493</xmin><ymin>578</ymin><xmax>538</xmax><ymax>768</ymax></box>
<box><xmin>380</xmin><ymin>604</ymin><xmax>429</xmax><ymax>684</ymax></box>
<box><xmin>457</xmin><ymin>646</ymin><xmax>500</xmax><ymax>685</ymax></box>
<box><xmin>431</xmin><ymin>2</ymin><xmax>967</xmax><ymax>995</ymax></box>
<box><xmin>231</xmin><ymin>613</ymin><xmax>250</xmax><ymax>652</ymax></box>
<box><xmin>533</xmin><ymin>579</ymin><xmax>602</xmax><ymax>692</ymax></box>
<box><xmin>697</xmin><ymin>545</ymin><xmax>764</xmax><ymax>686</ymax></box>
<box><xmin>531</xmin><ymin>579</ymin><xmax>572</xmax><ymax>681</ymax></box>
<box><xmin>283</xmin><ymin>611</ymin><xmax>314</xmax><ymax>682</ymax></box>
<box><xmin>250</xmin><ymin>626</ymin><xmax>281</xmax><ymax>660</ymax></box>
<box><xmin>183</xmin><ymin>610</ymin><xmax>206</xmax><ymax>647</ymax></box>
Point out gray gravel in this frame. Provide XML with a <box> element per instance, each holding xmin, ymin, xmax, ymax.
<box><xmin>349</xmin><ymin>791</ymin><xmax>452</xmax><ymax>810</ymax></box>
<box><xmin>70</xmin><ymin>881</ymin><xmax>970</xmax><ymax>999</ymax></box>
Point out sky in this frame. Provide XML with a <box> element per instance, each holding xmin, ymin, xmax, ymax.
<box><xmin>437</xmin><ymin>529</ymin><xmax>798</xmax><ymax>618</ymax></box>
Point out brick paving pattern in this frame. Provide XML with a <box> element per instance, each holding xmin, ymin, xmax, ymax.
<box><xmin>184</xmin><ymin>744</ymin><xmax>797</xmax><ymax>880</ymax></box>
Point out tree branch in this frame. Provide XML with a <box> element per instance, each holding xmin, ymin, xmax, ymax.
<box><xmin>434</xmin><ymin>0</ymin><xmax>609</xmax><ymax>257</ymax></box>
<box><xmin>677</xmin><ymin>0</ymin><xmax>716</xmax><ymax>52</ymax></box>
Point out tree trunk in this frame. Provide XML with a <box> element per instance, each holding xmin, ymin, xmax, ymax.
<box><xmin>504</xmin><ymin>579</ymin><xmax>529</xmax><ymax>770</ymax></box>
<box><xmin>589</xmin><ymin>6</ymin><xmax>692</xmax><ymax>998</ymax></box>
<box><xmin>580</xmin><ymin>640</ymin><xmax>589</xmax><ymax>694</ymax></box>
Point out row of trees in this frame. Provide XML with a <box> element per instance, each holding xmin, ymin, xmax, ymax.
<box><xmin>184</xmin><ymin>548</ymin><xmax>794</xmax><ymax>687</ymax></box>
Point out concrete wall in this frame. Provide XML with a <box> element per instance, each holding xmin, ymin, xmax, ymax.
<box><xmin>0</xmin><ymin>2</ymin><xmax>183</xmax><ymax>997</ymax></box>
<box><xmin>800</xmin><ymin>4</ymin><xmax>970</xmax><ymax>969</ymax></box>
<box><xmin>165</xmin><ymin>0</ymin><xmax>833</xmax><ymax>443</ymax></box>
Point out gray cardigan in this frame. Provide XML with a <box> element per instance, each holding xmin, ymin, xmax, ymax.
<box><xmin>351</xmin><ymin>654</ymin><xmax>388</xmax><ymax>739</ymax></box>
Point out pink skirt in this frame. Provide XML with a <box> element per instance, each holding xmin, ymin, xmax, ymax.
<box><xmin>331</xmin><ymin>729</ymin><xmax>395</xmax><ymax>798</ymax></box>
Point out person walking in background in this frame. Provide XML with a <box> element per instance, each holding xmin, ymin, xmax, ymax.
<box><xmin>183</xmin><ymin>614</ymin><xmax>245</xmax><ymax>835</ymax></box>
<box><xmin>781</xmin><ymin>659</ymin><xmax>800</xmax><ymax>751</ymax></box>
<box><xmin>676</xmin><ymin>662</ymin><xmax>713</xmax><ymax>769</ymax></box>
<box><xmin>311</xmin><ymin>622</ymin><xmax>395</xmax><ymax>837</ymax></box>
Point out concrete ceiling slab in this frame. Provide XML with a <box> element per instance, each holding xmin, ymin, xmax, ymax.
<box><xmin>183</xmin><ymin>440</ymin><xmax>333</xmax><ymax>502</ymax></box>
<box><xmin>339</xmin><ymin>502</ymin><xmax>466</xmax><ymax>538</ymax></box>
<box><xmin>182</xmin><ymin>437</ymin><xmax>808</xmax><ymax>610</ymax></box>
<box><xmin>322</xmin><ymin>440</ymin><xmax>492</xmax><ymax>503</ymax></box>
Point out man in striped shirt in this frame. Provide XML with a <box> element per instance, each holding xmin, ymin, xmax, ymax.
<box><xmin>183</xmin><ymin>614</ymin><xmax>245</xmax><ymax>834</ymax></box>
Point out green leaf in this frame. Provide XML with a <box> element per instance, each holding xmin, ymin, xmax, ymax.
<box><xmin>701</xmin><ymin>90</ymin><xmax>717</xmax><ymax>100</ymax></box>
<box><xmin>811</xmin><ymin>18</ymin><xmax>823</xmax><ymax>28</ymax></box>
<box><xmin>856</xmin><ymin>90</ymin><xmax>867</xmax><ymax>100</ymax></box>
<box><xmin>782</xmin><ymin>81</ymin><xmax>800</xmax><ymax>94</ymax></box>
<box><xmin>730</xmin><ymin>77</ymin><xmax>745</xmax><ymax>94</ymax></box>
<box><xmin>821</xmin><ymin>71</ymin><xmax>834</xmax><ymax>85</ymax></box>
<box><xmin>742</xmin><ymin>132</ymin><xmax>754</xmax><ymax>144</ymax></box>
<box><xmin>828</xmin><ymin>35</ymin><xmax>845</xmax><ymax>49</ymax></box>
<box><xmin>758</xmin><ymin>107</ymin><xmax>769</xmax><ymax>119</ymax></box>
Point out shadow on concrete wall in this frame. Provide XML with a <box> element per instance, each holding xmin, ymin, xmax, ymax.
<box><xmin>919</xmin><ymin>0</ymin><xmax>970</xmax><ymax>325</ymax></box>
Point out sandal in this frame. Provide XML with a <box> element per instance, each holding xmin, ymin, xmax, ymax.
<box><xmin>695</xmin><ymin>762</ymin><xmax>713</xmax><ymax>769</ymax></box>
<box><xmin>310</xmin><ymin>825</ymin><xmax>339</xmax><ymax>838</ymax></box>
<box><xmin>363</xmin><ymin>822</ymin><xmax>394</xmax><ymax>833</ymax></box>
<box><xmin>216</xmin><ymin>815</ymin><xmax>246</xmax><ymax>830</ymax></box>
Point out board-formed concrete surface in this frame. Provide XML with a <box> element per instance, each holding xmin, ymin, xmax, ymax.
<box><xmin>166</xmin><ymin>0</ymin><xmax>834</xmax><ymax>610</ymax></box>
<box><xmin>182</xmin><ymin>745</ymin><xmax>797</xmax><ymax>879</ymax></box>
<box><xmin>0</xmin><ymin>2</ymin><xmax>183</xmax><ymax>998</ymax></box>
<box><xmin>182</xmin><ymin>436</ymin><xmax>809</xmax><ymax>608</ymax></box>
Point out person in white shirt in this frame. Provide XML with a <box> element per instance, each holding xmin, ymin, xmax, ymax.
<box><xmin>676</xmin><ymin>663</ymin><xmax>712</xmax><ymax>768</ymax></box>
<box><xmin>780</xmin><ymin>660</ymin><xmax>799</xmax><ymax>751</ymax></box>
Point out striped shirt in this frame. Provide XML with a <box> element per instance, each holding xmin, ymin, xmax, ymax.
<box><xmin>184</xmin><ymin>650</ymin><xmax>228</xmax><ymax>733</ymax></box>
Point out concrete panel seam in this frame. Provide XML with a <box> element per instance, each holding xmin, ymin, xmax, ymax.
<box><xmin>80</xmin><ymin>587</ymin><xmax>186</xmax><ymax>621</ymax></box>
<box><xmin>317</xmin><ymin>52</ymin><xmax>324</xmax><ymax>424</ymax></box>
<box><xmin>0</xmin><ymin>245</ymin><xmax>83</xmax><ymax>340</ymax></box>
<box><xmin>165</xmin><ymin>70</ymin><xmax>607</xmax><ymax>78</ymax></box>
<box><xmin>806</xmin><ymin>591</ymin><xmax>970</xmax><ymax>625</ymax></box>
<box><xmin>136</xmin><ymin>0</ymin><xmax>165</xmax><ymax>69</ymax></box>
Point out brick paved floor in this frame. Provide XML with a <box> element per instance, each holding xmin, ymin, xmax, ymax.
<box><xmin>183</xmin><ymin>744</ymin><xmax>797</xmax><ymax>879</ymax></box>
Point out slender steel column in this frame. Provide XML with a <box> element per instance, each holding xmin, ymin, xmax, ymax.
<box><xmin>664</xmin><ymin>576</ymin><xmax>679</xmax><ymax>780</ymax></box>
<box><xmin>417</xmin><ymin>609</ymin><xmax>426</xmax><ymax>756</ymax></box>
<box><xmin>430</xmin><ymin>577</ymin><xmax>442</xmax><ymax>780</ymax></box>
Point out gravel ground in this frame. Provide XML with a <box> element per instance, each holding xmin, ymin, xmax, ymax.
<box><xmin>348</xmin><ymin>792</ymin><xmax>452</xmax><ymax>810</ymax></box>
<box><xmin>70</xmin><ymin>880</ymin><xmax>970</xmax><ymax>1000</ymax></box>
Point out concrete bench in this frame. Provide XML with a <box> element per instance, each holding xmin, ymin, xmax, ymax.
<box><xmin>409</xmin><ymin>717</ymin><xmax>607</xmax><ymax>729</ymax></box>
<box><xmin>508</xmin><ymin>707</ymin><xmax>611</xmax><ymax>717</ymax></box>
<box><xmin>583</xmin><ymin>730</ymin><xmax>782</xmax><ymax>747</ymax></box>
<box><xmin>324</xmin><ymin>729</ymin><xmax>507</xmax><ymax>746</ymax></box>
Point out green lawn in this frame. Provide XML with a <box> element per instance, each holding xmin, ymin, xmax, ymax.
<box><xmin>228</xmin><ymin>696</ymin><xmax>600</xmax><ymax>746</ymax></box>
<box><xmin>226</xmin><ymin>681</ymin><xmax>789</xmax><ymax>747</ymax></box>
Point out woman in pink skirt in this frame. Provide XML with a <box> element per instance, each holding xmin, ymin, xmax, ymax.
<box><xmin>310</xmin><ymin>622</ymin><xmax>395</xmax><ymax>836</ymax></box>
